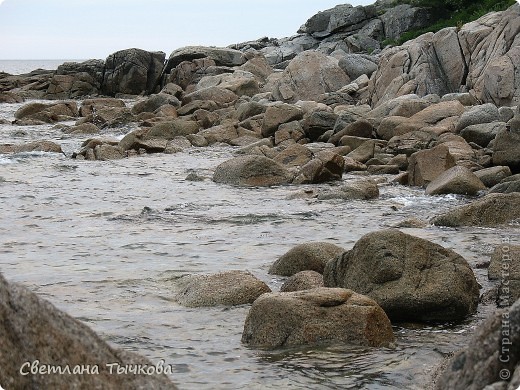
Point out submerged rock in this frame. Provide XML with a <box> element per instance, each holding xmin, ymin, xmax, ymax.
<box><xmin>431</xmin><ymin>193</ymin><xmax>520</xmax><ymax>227</ymax></box>
<box><xmin>0</xmin><ymin>273</ymin><xmax>176</xmax><ymax>389</ymax></box>
<box><xmin>269</xmin><ymin>242</ymin><xmax>345</xmax><ymax>276</ymax></box>
<box><xmin>324</xmin><ymin>229</ymin><xmax>480</xmax><ymax>322</ymax></box>
<box><xmin>174</xmin><ymin>270</ymin><xmax>271</xmax><ymax>307</ymax></box>
<box><xmin>213</xmin><ymin>155</ymin><xmax>293</xmax><ymax>187</ymax></box>
<box><xmin>241</xmin><ymin>288</ymin><xmax>395</xmax><ymax>349</ymax></box>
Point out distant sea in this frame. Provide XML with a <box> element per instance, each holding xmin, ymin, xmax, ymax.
<box><xmin>0</xmin><ymin>60</ymin><xmax>86</xmax><ymax>75</ymax></box>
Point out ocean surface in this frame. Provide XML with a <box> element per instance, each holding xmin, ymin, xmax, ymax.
<box><xmin>0</xmin><ymin>60</ymin><xmax>87</xmax><ymax>75</ymax></box>
<box><xmin>1</xmin><ymin>87</ymin><xmax>519</xmax><ymax>388</ymax></box>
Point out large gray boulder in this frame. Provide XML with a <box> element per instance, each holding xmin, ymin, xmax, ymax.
<box><xmin>103</xmin><ymin>48</ymin><xmax>165</xmax><ymax>96</ymax></box>
<box><xmin>213</xmin><ymin>155</ymin><xmax>293</xmax><ymax>187</ymax></box>
<box><xmin>475</xmin><ymin>166</ymin><xmax>512</xmax><ymax>188</ymax></box>
<box><xmin>174</xmin><ymin>271</ymin><xmax>271</xmax><ymax>307</ymax></box>
<box><xmin>269</xmin><ymin>242</ymin><xmax>345</xmax><ymax>276</ymax></box>
<box><xmin>379</xmin><ymin>4</ymin><xmax>431</xmax><ymax>40</ymax></box>
<box><xmin>425</xmin><ymin>165</ymin><xmax>486</xmax><ymax>195</ymax></box>
<box><xmin>324</xmin><ymin>230</ymin><xmax>480</xmax><ymax>322</ymax></box>
<box><xmin>272</xmin><ymin>51</ymin><xmax>350</xmax><ymax>103</ymax></box>
<box><xmin>0</xmin><ymin>273</ymin><xmax>176</xmax><ymax>389</ymax></box>
<box><xmin>431</xmin><ymin>192</ymin><xmax>520</xmax><ymax>227</ymax></box>
<box><xmin>434</xmin><ymin>298</ymin><xmax>520</xmax><ymax>390</ymax></box>
<box><xmin>489</xmin><ymin>174</ymin><xmax>520</xmax><ymax>194</ymax></box>
<box><xmin>455</xmin><ymin>103</ymin><xmax>500</xmax><ymax>132</ymax></box>
<box><xmin>241</xmin><ymin>288</ymin><xmax>395</xmax><ymax>349</ymax></box>
<box><xmin>316</xmin><ymin>178</ymin><xmax>380</xmax><ymax>200</ymax></box>
<box><xmin>407</xmin><ymin>144</ymin><xmax>456</xmax><ymax>187</ymax></box>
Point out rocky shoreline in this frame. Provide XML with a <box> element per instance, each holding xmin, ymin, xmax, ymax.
<box><xmin>1</xmin><ymin>1</ymin><xmax>520</xmax><ymax>389</ymax></box>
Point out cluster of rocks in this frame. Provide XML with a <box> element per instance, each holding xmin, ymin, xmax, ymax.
<box><xmin>168</xmin><ymin>227</ymin><xmax>482</xmax><ymax>350</ymax></box>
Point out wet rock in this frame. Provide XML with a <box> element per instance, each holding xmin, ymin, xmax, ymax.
<box><xmin>434</xmin><ymin>298</ymin><xmax>520</xmax><ymax>390</ymax></box>
<box><xmin>280</xmin><ymin>271</ymin><xmax>324</xmax><ymax>292</ymax></box>
<box><xmin>261</xmin><ymin>103</ymin><xmax>304</xmax><ymax>138</ymax></box>
<box><xmin>324</xmin><ymin>229</ymin><xmax>480</xmax><ymax>322</ymax></box>
<box><xmin>317</xmin><ymin>178</ymin><xmax>379</xmax><ymax>200</ymax></box>
<box><xmin>213</xmin><ymin>155</ymin><xmax>292</xmax><ymax>187</ymax></box>
<box><xmin>0</xmin><ymin>273</ymin><xmax>176</xmax><ymax>389</ymax></box>
<box><xmin>103</xmin><ymin>48</ymin><xmax>165</xmax><ymax>96</ymax></box>
<box><xmin>425</xmin><ymin>165</ymin><xmax>486</xmax><ymax>195</ymax></box>
<box><xmin>431</xmin><ymin>193</ymin><xmax>520</xmax><ymax>227</ymax></box>
<box><xmin>14</xmin><ymin>101</ymin><xmax>78</xmax><ymax>124</ymax></box>
<box><xmin>79</xmin><ymin>98</ymin><xmax>126</xmax><ymax>117</ymax></box>
<box><xmin>62</xmin><ymin>123</ymin><xmax>100</xmax><ymax>135</ymax></box>
<box><xmin>0</xmin><ymin>91</ymin><xmax>24</xmax><ymax>103</ymax></box>
<box><xmin>272</xmin><ymin>51</ymin><xmax>350</xmax><ymax>103</ymax></box>
<box><xmin>241</xmin><ymin>288</ymin><xmax>395</xmax><ymax>349</ymax></box>
<box><xmin>269</xmin><ymin>242</ymin><xmax>345</xmax><ymax>276</ymax></box>
<box><xmin>367</xmin><ymin>164</ymin><xmax>400</xmax><ymax>175</ymax></box>
<box><xmin>0</xmin><ymin>140</ymin><xmax>64</xmax><ymax>155</ymax></box>
<box><xmin>174</xmin><ymin>270</ymin><xmax>271</xmax><ymax>307</ymax></box>
<box><xmin>73</xmin><ymin>139</ymin><xmax>124</xmax><ymax>161</ymax></box>
<box><xmin>407</xmin><ymin>144</ymin><xmax>456</xmax><ymax>187</ymax></box>
<box><xmin>475</xmin><ymin>166</ymin><xmax>512</xmax><ymax>188</ymax></box>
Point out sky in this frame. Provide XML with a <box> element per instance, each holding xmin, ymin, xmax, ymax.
<box><xmin>0</xmin><ymin>0</ymin><xmax>374</xmax><ymax>60</ymax></box>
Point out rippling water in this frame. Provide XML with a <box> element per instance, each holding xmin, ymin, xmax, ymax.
<box><xmin>1</xmin><ymin>100</ymin><xmax>518</xmax><ymax>389</ymax></box>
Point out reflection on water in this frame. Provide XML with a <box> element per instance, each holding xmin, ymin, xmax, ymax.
<box><xmin>0</xmin><ymin>101</ymin><xmax>518</xmax><ymax>389</ymax></box>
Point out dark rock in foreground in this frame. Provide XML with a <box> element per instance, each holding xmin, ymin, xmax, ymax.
<box><xmin>241</xmin><ymin>288</ymin><xmax>395</xmax><ymax>349</ymax></box>
<box><xmin>0</xmin><ymin>273</ymin><xmax>176</xmax><ymax>389</ymax></box>
<box><xmin>324</xmin><ymin>229</ymin><xmax>480</xmax><ymax>322</ymax></box>
<box><xmin>434</xmin><ymin>298</ymin><xmax>520</xmax><ymax>390</ymax></box>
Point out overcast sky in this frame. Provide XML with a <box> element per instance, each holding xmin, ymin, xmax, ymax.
<box><xmin>0</xmin><ymin>0</ymin><xmax>374</xmax><ymax>60</ymax></box>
